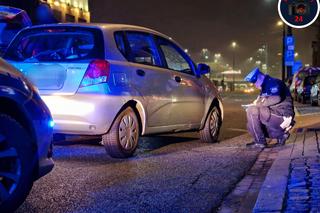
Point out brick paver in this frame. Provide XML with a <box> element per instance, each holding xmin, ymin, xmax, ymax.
<box><xmin>254</xmin><ymin>129</ymin><xmax>320</xmax><ymax>213</ymax></box>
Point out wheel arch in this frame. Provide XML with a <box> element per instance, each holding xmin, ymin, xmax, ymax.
<box><xmin>0</xmin><ymin>97</ymin><xmax>36</xmax><ymax>141</ymax></box>
<box><xmin>106</xmin><ymin>99</ymin><xmax>146</xmax><ymax>135</ymax></box>
<box><xmin>200</xmin><ymin>98</ymin><xmax>223</xmax><ymax>130</ymax></box>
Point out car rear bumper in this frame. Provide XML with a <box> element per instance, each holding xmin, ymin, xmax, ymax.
<box><xmin>41</xmin><ymin>94</ymin><xmax>125</xmax><ymax>135</ymax></box>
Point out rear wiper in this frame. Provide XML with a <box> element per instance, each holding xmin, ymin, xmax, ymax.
<box><xmin>24</xmin><ymin>48</ymin><xmax>65</xmax><ymax>62</ymax></box>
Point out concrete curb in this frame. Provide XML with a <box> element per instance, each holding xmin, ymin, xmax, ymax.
<box><xmin>253</xmin><ymin>145</ymin><xmax>293</xmax><ymax>213</ymax></box>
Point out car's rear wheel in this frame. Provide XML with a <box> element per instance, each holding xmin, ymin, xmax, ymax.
<box><xmin>0</xmin><ymin>114</ymin><xmax>35</xmax><ymax>212</ymax></box>
<box><xmin>199</xmin><ymin>106</ymin><xmax>221</xmax><ymax>143</ymax></box>
<box><xmin>102</xmin><ymin>107</ymin><xmax>140</xmax><ymax>158</ymax></box>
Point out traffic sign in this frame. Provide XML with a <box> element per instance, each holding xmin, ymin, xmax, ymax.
<box><xmin>285</xmin><ymin>36</ymin><xmax>295</xmax><ymax>66</ymax></box>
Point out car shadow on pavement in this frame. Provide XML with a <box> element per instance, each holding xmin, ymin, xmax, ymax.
<box><xmin>51</xmin><ymin>133</ymin><xmax>204</xmax><ymax>164</ymax></box>
<box><xmin>138</xmin><ymin>135</ymin><xmax>199</xmax><ymax>150</ymax></box>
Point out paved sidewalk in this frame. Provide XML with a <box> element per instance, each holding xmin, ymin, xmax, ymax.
<box><xmin>254</xmin><ymin>129</ymin><xmax>320</xmax><ymax>212</ymax></box>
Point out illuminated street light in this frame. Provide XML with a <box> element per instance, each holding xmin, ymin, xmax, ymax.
<box><xmin>205</xmin><ymin>55</ymin><xmax>209</xmax><ymax>60</ymax></box>
<box><xmin>184</xmin><ymin>49</ymin><xmax>189</xmax><ymax>53</ymax></box>
<box><xmin>277</xmin><ymin>20</ymin><xmax>284</xmax><ymax>27</ymax></box>
<box><xmin>295</xmin><ymin>52</ymin><xmax>299</xmax><ymax>58</ymax></box>
<box><xmin>231</xmin><ymin>41</ymin><xmax>237</xmax><ymax>48</ymax></box>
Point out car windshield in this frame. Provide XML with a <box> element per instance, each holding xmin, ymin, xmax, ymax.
<box><xmin>4</xmin><ymin>28</ymin><xmax>104</xmax><ymax>62</ymax></box>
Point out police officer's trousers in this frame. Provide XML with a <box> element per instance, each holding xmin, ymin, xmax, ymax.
<box><xmin>246</xmin><ymin>105</ymin><xmax>285</xmax><ymax>144</ymax></box>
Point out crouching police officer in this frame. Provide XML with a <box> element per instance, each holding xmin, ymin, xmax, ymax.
<box><xmin>244</xmin><ymin>68</ymin><xmax>295</xmax><ymax>148</ymax></box>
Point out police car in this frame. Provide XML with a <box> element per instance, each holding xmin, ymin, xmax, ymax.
<box><xmin>0</xmin><ymin>6</ymin><xmax>32</xmax><ymax>55</ymax></box>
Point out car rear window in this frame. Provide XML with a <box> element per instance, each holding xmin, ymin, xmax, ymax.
<box><xmin>4</xmin><ymin>27</ymin><xmax>105</xmax><ymax>62</ymax></box>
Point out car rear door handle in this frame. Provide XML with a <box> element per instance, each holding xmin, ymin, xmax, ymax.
<box><xmin>136</xmin><ymin>69</ymin><xmax>145</xmax><ymax>77</ymax></box>
<box><xmin>174</xmin><ymin>76</ymin><xmax>182</xmax><ymax>83</ymax></box>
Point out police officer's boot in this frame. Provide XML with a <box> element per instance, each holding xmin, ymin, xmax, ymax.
<box><xmin>276</xmin><ymin>133</ymin><xmax>290</xmax><ymax>146</ymax></box>
<box><xmin>246</xmin><ymin>142</ymin><xmax>266</xmax><ymax>148</ymax></box>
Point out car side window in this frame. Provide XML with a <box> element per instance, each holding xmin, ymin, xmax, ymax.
<box><xmin>114</xmin><ymin>31</ymin><xmax>127</xmax><ymax>58</ymax></box>
<box><xmin>126</xmin><ymin>32</ymin><xmax>161</xmax><ymax>67</ymax></box>
<box><xmin>157</xmin><ymin>38</ymin><xmax>193</xmax><ymax>75</ymax></box>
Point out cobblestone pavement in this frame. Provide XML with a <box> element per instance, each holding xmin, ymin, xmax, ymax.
<box><xmin>283</xmin><ymin>129</ymin><xmax>320</xmax><ymax>213</ymax></box>
<box><xmin>284</xmin><ymin>157</ymin><xmax>320</xmax><ymax>212</ymax></box>
<box><xmin>252</xmin><ymin>129</ymin><xmax>320</xmax><ymax>213</ymax></box>
<box><xmin>219</xmin><ymin>127</ymin><xmax>320</xmax><ymax>213</ymax></box>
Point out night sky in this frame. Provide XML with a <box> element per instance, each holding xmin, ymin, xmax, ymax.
<box><xmin>90</xmin><ymin>0</ymin><xmax>317</xmax><ymax>72</ymax></box>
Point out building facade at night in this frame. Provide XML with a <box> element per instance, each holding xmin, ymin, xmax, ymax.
<box><xmin>40</xmin><ymin>0</ymin><xmax>90</xmax><ymax>23</ymax></box>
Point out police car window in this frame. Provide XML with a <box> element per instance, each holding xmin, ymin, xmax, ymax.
<box><xmin>126</xmin><ymin>32</ymin><xmax>161</xmax><ymax>66</ymax></box>
<box><xmin>158</xmin><ymin>39</ymin><xmax>193</xmax><ymax>75</ymax></box>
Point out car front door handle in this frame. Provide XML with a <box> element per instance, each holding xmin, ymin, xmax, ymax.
<box><xmin>136</xmin><ymin>69</ymin><xmax>145</xmax><ymax>77</ymax></box>
<box><xmin>174</xmin><ymin>76</ymin><xmax>182</xmax><ymax>83</ymax></box>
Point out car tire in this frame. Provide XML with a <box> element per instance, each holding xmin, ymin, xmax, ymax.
<box><xmin>0</xmin><ymin>114</ymin><xmax>35</xmax><ymax>212</ymax></box>
<box><xmin>102</xmin><ymin>107</ymin><xmax>140</xmax><ymax>158</ymax></box>
<box><xmin>199</xmin><ymin>106</ymin><xmax>221</xmax><ymax>143</ymax></box>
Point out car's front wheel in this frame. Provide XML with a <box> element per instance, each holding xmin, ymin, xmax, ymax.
<box><xmin>102</xmin><ymin>107</ymin><xmax>140</xmax><ymax>158</ymax></box>
<box><xmin>0</xmin><ymin>114</ymin><xmax>35</xmax><ymax>212</ymax></box>
<box><xmin>199</xmin><ymin>106</ymin><xmax>221</xmax><ymax>143</ymax></box>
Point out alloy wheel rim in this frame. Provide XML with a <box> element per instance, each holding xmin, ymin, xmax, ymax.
<box><xmin>119</xmin><ymin>115</ymin><xmax>138</xmax><ymax>151</ymax></box>
<box><xmin>0</xmin><ymin>133</ymin><xmax>21</xmax><ymax>203</ymax></box>
<box><xmin>209</xmin><ymin>110</ymin><xmax>218</xmax><ymax>137</ymax></box>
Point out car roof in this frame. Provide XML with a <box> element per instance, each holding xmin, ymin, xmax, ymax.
<box><xmin>23</xmin><ymin>23</ymin><xmax>173</xmax><ymax>41</ymax></box>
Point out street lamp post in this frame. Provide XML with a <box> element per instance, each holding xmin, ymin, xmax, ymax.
<box><xmin>231</xmin><ymin>41</ymin><xmax>237</xmax><ymax>91</ymax></box>
<box><xmin>282</xmin><ymin>24</ymin><xmax>286</xmax><ymax>81</ymax></box>
<box><xmin>277</xmin><ymin>21</ymin><xmax>286</xmax><ymax>81</ymax></box>
<box><xmin>287</xmin><ymin>26</ymin><xmax>293</xmax><ymax>79</ymax></box>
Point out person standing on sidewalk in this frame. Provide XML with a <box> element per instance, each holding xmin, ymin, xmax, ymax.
<box><xmin>244</xmin><ymin>68</ymin><xmax>295</xmax><ymax>148</ymax></box>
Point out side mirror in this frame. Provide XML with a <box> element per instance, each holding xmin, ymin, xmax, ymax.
<box><xmin>197</xmin><ymin>63</ymin><xmax>211</xmax><ymax>76</ymax></box>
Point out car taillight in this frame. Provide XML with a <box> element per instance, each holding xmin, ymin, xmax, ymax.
<box><xmin>80</xmin><ymin>59</ymin><xmax>110</xmax><ymax>88</ymax></box>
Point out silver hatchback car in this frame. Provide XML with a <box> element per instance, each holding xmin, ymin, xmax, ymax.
<box><xmin>4</xmin><ymin>23</ymin><xmax>223</xmax><ymax>158</ymax></box>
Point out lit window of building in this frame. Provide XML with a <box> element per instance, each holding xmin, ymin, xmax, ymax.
<box><xmin>40</xmin><ymin>0</ymin><xmax>90</xmax><ymax>23</ymax></box>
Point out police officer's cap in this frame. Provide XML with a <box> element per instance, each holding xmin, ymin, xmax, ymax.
<box><xmin>244</xmin><ymin>68</ymin><xmax>264</xmax><ymax>83</ymax></box>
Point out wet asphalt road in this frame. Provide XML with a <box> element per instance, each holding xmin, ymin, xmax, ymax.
<box><xmin>17</xmin><ymin>93</ymin><xmax>259</xmax><ymax>213</ymax></box>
